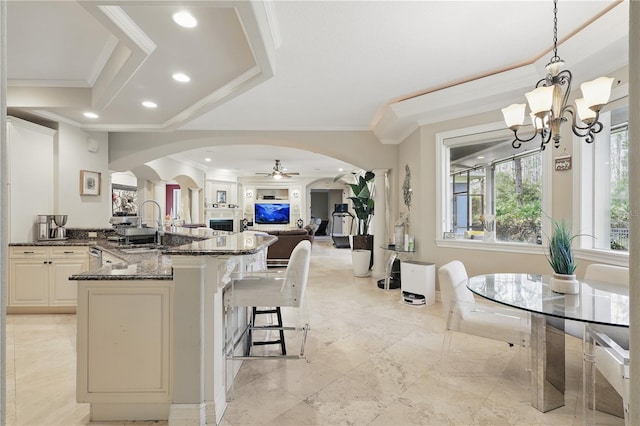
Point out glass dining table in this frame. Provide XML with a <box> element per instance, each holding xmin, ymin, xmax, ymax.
<box><xmin>467</xmin><ymin>273</ymin><xmax>629</xmax><ymax>413</ymax></box>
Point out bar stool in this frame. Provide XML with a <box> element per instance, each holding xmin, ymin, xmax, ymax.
<box><xmin>224</xmin><ymin>240</ymin><xmax>311</xmax><ymax>359</ymax></box>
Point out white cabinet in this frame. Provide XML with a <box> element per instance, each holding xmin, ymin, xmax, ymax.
<box><xmin>8</xmin><ymin>246</ymin><xmax>89</xmax><ymax>313</ymax></box>
<box><xmin>76</xmin><ymin>280</ymin><xmax>173</xmax><ymax>420</ymax></box>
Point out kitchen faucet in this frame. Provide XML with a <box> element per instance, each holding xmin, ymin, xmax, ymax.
<box><xmin>138</xmin><ymin>199</ymin><xmax>164</xmax><ymax>245</ymax></box>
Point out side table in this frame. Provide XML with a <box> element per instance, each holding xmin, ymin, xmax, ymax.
<box><xmin>378</xmin><ymin>245</ymin><xmax>415</xmax><ymax>290</ymax></box>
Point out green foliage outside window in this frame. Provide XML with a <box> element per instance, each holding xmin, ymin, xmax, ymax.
<box><xmin>495</xmin><ymin>155</ymin><xmax>542</xmax><ymax>243</ymax></box>
<box><xmin>609</xmin><ymin>127</ymin><xmax>629</xmax><ymax>250</ymax></box>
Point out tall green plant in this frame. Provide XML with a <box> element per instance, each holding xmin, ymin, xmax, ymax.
<box><xmin>333</xmin><ymin>171</ymin><xmax>375</xmax><ymax>236</ymax></box>
<box><xmin>347</xmin><ymin>171</ymin><xmax>375</xmax><ymax>235</ymax></box>
<box><xmin>547</xmin><ymin>218</ymin><xmax>577</xmax><ymax>275</ymax></box>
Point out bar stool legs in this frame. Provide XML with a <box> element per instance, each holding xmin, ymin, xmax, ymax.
<box><xmin>251</xmin><ymin>307</ymin><xmax>287</xmax><ymax>355</ymax></box>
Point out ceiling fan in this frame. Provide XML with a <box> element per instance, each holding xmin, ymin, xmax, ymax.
<box><xmin>256</xmin><ymin>159</ymin><xmax>300</xmax><ymax>179</ymax></box>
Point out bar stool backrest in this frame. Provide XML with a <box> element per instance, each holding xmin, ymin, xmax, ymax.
<box><xmin>284</xmin><ymin>240</ymin><xmax>311</xmax><ymax>307</ymax></box>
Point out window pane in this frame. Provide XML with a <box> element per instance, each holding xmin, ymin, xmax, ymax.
<box><xmin>451</xmin><ymin>168</ymin><xmax>486</xmax><ymax>237</ymax></box>
<box><xmin>494</xmin><ymin>153</ymin><xmax>542</xmax><ymax>243</ymax></box>
<box><xmin>609</xmin><ymin>126</ymin><xmax>629</xmax><ymax>251</ymax></box>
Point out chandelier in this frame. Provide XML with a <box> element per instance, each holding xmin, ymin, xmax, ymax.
<box><xmin>501</xmin><ymin>0</ymin><xmax>614</xmax><ymax>151</ymax></box>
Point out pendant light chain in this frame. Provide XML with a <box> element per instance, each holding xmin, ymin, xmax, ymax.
<box><xmin>550</xmin><ymin>0</ymin><xmax>561</xmax><ymax>64</ymax></box>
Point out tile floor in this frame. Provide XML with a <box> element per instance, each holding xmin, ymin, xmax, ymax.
<box><xmin>5</xmin><ymin>238</ymin><xmax>624</xmax><ymax>425</ymax></box>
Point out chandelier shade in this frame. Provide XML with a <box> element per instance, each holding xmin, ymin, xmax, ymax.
<box><xmin>501</xmin><ymin>0</ymin><xmax>614</xmax><ymax>150</ymax></box>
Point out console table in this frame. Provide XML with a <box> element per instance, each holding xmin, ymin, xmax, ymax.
<box><xmin>378</xmin><ymin>245</ymin><xmax>415</xmax><ymax>290</ymax></box>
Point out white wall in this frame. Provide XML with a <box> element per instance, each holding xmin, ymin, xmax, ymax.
<box><xmin>7</xmin><ymin>117</ymin><xmax>56</xmax><ymax>242</ymax></box>
<box><xmin>56</xmin><ymin>123</ymin><xmax>110</xmax><ymax>228</ymax></box>
<box><xmin>111</xmin><ymin>171</ymin><xmax>137</xmax><ymax>187</ymax></box>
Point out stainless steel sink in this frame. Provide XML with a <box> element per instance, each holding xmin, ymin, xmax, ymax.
<box><xmin>116</xmin><ymin>226</ymin><xmax>157</xmax><ymax>237</ymax></box>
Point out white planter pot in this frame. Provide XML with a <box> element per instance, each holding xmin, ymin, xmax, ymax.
<box><xmin>550</xmin><ymin>273</ymin><xmax>580</xmax><ymax>294</ymax></box>
<box><xmin>352</xmin><ymin>249</ymin><xmax>371</xmax><ymax>277</ymax></box>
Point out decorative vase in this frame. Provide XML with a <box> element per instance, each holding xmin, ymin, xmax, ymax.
<box><xmin>352</xmin><ymin>249</ymin><xmax>372</xmax><ymax>277</ymax></box>
<box><xmin>550</xmin><ymin>273</ymin><xmax>580</xmax><ymax>294</ymax></box>
<box><xmin>352</xmin><ymin>234</ymin><xmax>374</xmax><ymax>269</ymax></box>
<box><xmin>483</xmin><ymin>231</ymin><xmax>495</xmax><ymax>242</ymax></box>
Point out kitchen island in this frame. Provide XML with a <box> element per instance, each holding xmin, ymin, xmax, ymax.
<box><xmin>71</xmin><ymin>230</ymin><xmax>276</xmax><ymax>425</ymax></box>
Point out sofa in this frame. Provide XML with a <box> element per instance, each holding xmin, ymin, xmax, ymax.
<box><xmin>260</xmin><ymin>226</ymin><xmax>314</xmax><ymax>265</ymax></box>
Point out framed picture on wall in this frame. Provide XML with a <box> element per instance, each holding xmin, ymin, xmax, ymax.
<box><xmin>216</xmin><ymin>190</ymin><xmax>227</xmax><ymax>204</ymax></box>
<box><xmin>80</xmin><ymin>170</ymin><xmax>101</xmax><ymax>195</ymax></box>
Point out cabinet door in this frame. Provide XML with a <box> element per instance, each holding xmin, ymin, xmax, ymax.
<box><xmin>9</xmin><ymin>259</ymin><xmax>49</xmax><ymax>306</ymax></box>
<box><xmin>50</xmin><ymin>259</ymin><xmax>87</xmax><ymax>306</ymax></box>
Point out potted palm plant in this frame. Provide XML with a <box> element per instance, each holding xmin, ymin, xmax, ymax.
<box><xmin>336</xmin><ymin>171</ymin><xmax>375</xmax><ymax>275</ymax></box>
<box><xmin>547</xmin><ymin>218</ymin><xmax>579</xmax><ymax>294</ymax></box>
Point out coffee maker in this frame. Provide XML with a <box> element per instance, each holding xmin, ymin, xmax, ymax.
<box><xmin>36</xmin><ymin>215</ymin><xmax>68</xmax><ymax>240</ymax></box>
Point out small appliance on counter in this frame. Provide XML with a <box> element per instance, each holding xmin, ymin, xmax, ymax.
<box><xmin>36</xmin><ymin>214</ymin><xmax>69</xmax><ymax>240</ymax></box>
<box><xmin>109</xmin><ymin>213</ymin><xmax>156</xmax><ymax>245</ymax></box>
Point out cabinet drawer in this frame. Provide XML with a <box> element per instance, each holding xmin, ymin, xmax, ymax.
<box><xmin>50</xmin><ymin>246</ymin><xmax>88</xmax><ymax>258</ymax></box>
<box><xmin>9</xmin><ymin>246</ymin><xmax>48</xmax><ymax>258</ymax></box>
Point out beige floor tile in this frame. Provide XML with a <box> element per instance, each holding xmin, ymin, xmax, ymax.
<box><xmin>303</xmin><ymin>375</ymin><xmax>390</xmax><ymax>425</ymax></box>
<box><xmin>222</xmin><ymin>377</ymin><xmax>302</xmax><ymax>425</ymax></box>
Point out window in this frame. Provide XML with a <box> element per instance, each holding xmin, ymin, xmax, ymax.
<box><xmin>578</xmin><ymin>105</ymin><xmax>629</xmax><ymax>255</ymax></box>
<box><xmin>436</xmin><ymin>122</ymin><xmax>551</xmax><ymax>248</ymax></box>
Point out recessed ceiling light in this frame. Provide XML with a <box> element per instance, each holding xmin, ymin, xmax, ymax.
<box><xmin>142</xmin><ymin>101</ymin><xmax>157</xmax><ymax>108</ymax></box>
<box><xmin>173</xmin><ymin>11</ymin><xmax>197</xmax><ymax>28</ymax></box>
<box><xmin>204</xmin><ymin>157</ymin><xmax>212</xmax><ymax>162</ymax></box>
<box><xmin>477</xmin><ymin>156</ymin><xmax>485</xmax><ymax>159</ymax></box>
<box><xmin>338</xmin><ymin>168</ymin><xmax>344</xmax><ymax>172</ymax></box>
<box><xmin>172</xmin><ymin>73</ymin><xmax>191</xmax><ymax>83</ymax></box>
<box><xmin>83</xmin><ymin>112</ymin><xmax>98</xmax><ymax>119</ymax></box>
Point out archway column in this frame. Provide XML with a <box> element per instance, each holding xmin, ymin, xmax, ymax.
<box><xmin>372</xmin><ymin>169</ymin><xmax>388</xmax><ymax>277</ymax></box>
<box><xmin>190</xmin><ymin>188</ymin><xmax>200</xmax><ymax>225</ymax></box>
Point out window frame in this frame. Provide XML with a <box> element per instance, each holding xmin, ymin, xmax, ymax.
<box><xmin>573</xmin><ymin>99</ymin><xmax>630</xmax><ymax>267</ymax></box>
<box><xmin>436</xmin><ymin>121</ymin><xmax>552</xmax><ymax>254</ymax></box>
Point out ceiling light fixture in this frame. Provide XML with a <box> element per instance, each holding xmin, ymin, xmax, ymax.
<box><xmin>204</xmin><ymin>157</ymin><xmax>212</xmax><ymax>162</ymax></box>
<box><xmin>142</xmin><ymin>101</ymin><xmax>157</xmax><ymax>108</ymax></box>
<box><xmin>501</xmin><ymin>0</ymin><xmax>614</xmax><ymax>151</ymax></box>
<box><xmin>172</xmin><ymin>72</ymin><xmax>191</xmax><ymax>83</ymax></box>
<box><xmin>173</xmin><ymin>11</ymin><xmax>197</xmax><ymax>28</ymax></box>
<box><xmin>83</xmin><ymin>112</ymin><xmax>98</xmax><ymax>119</ymax></box>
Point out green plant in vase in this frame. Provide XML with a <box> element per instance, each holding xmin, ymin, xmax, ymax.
<box><xmin>335</xmin><ymin>171</ymin><xmax>375</xmax><ymax>272</ymax></box>
<box><xmin>547</xmin><ymin>218</ymin><xmax>579</xmax><ymax>294</ymax></box>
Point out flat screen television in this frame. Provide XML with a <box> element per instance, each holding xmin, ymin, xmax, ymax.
<box><xmin>254</xmin><ymin>203</ymin><xmax>290</xmax><ymax>225</ymax></box>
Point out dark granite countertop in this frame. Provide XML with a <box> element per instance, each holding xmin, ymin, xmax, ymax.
<box><xmin>10</xmin><ymin>227</ymin><xmax>276</xmax><ymax>281</ymax></box>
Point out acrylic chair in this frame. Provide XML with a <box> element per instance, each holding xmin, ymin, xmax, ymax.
<box><xmin>224</xmin><ymin>239</ymin><xmax>312</xmax><ymax>361</ymax></box>
<box><xmin>582</xmin><ymin>264</ymin><xmax>630</xmax><ymax>425</ymax></box>
<box><xmin>438</xmin><ymin>261</ymin><xmax>530</xmax><ymax>350</ymax></box>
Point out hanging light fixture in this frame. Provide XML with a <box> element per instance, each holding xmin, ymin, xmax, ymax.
<box><xmin>501</xmin><ymin>0</ymin><xmax>614</xmax><ymax>151</ymax></box>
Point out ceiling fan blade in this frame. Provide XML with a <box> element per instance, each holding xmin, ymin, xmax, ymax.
<box><xmin>287</xmin><ymin>172</ymin><xmax>300</xmax><ymax>175</ymax></box>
